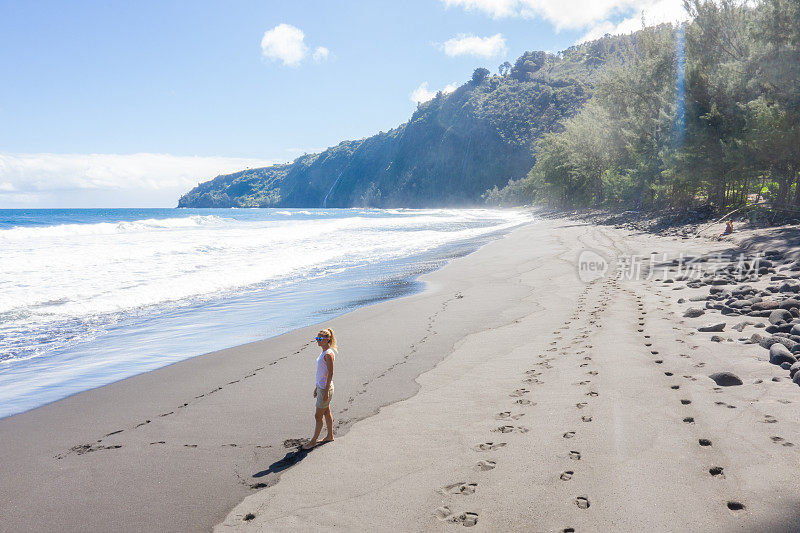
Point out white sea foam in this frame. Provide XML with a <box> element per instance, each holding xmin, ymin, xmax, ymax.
<box><xmin>0</xmin><ymin>209</ymin><xmax>530</xmax><ymax>365</ymax></box>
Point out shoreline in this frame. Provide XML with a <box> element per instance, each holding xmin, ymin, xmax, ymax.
<box><xmin>0</xmin><ymin>210</ymin><xmax>528</xmax><ymax>420</ymax></box>
<box><xmin>3</xmin><ymin>215</ymin><xmax>800</xmax><ymax>532</ymax></box>
<box><xmin>0</xmin><ymin>217</ymin><xmax>538</xmax><ymax>533</ymax></box>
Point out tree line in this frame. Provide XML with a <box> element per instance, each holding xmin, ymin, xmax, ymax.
<box><xmin>486</xmin><ymin>0</ymin><xmax>800</xmax><ymax>214</ymax></box>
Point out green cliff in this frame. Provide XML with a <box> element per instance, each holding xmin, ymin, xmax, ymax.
<box><xmin>178</xmin><ymin>36</ymin><xmax>632</xmax><ymax>208</ymax></box>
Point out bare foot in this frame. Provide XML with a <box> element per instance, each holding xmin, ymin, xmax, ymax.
<box><xmin>301</xmin><ymin>440</ymin><xmax>317</xmax><ymax>450</ymax></box>
<box><xmin>321</xmin><ymin>437</ymin><xmax>334</xmax><ymax>443</ymax></box>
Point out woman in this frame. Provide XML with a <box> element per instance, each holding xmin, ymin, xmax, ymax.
<box><xmin>302</xmin><ymin>328</ymin><xmax>336</xmax><ymax>450</ymax></box>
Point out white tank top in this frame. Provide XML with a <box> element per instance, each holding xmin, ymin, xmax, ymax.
<box><xmin>315</xmin><ymin>348</ymin><xmax>335</xmax><ymax>388</ymax></box>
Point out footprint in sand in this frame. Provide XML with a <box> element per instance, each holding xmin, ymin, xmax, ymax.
<box><xmin>474</xmin><ymin>442</ymin><xmax>507</xmax><ymax>452</ymax></box>
<box><xmin>762</xmin><ymin>415</ymin><xmax>778</xmax><ymax>424</ymax></box>
<box><xmin>709</xmin><ymin>466</ymin><xmax>724</xmax><ymax>477</ymax></box>
<box><xmin>683</xmin><ymin>417</ymin><xmax>695</xmax><ymax>424</ymax></box>
<box><xmin>770</xmin><ymin>436</ymin><xmax>794</xmax><ymax>447</ymax></box>
<box><xmin>509</xmin><ymin>389</ymin><xmax>530</xmax><ymax>398</ymax></box>
<box><xmin>576</xmin><ymin>402</ymin><xmax>588</xmax><ymax>409</ymax></box>
<box><xmin>581</xmin><ymin>416</ymin><xmax>593</xmax><ymax>423</ymax></box>
<box><xmin>496</xmin><ymin>412</ymin><xmax>525</xmax><ymax>420</ymax></box>
<box><xmin>586</xmin><ymin>391</ymin><xmax>599</xmax><ymax>397</ymax></box>
<box><xmin>727</xmin><ymin>501</ymin><xmax>745</xmax><ymax>511</ymax></box>
<box><xmin>670</xmin><ymin>385</ymin><xmax>680</xmax><ymax>390</ymax></box>
<box><xmin>435</xmin><ymin>508</ymin><xmax>479</xmax><ymax>527</ymax></box>
<box><xmin>569</xmin><ymin>451</ymin><xmax>581</xmax><ymax>460</ymax></box>
<box><xmin>493</xmin><ymin>425</ymin><xmax>529</xmax><ymax>434</ymax></box>
<box><xmin>563</xmin><ymin>431</ymin><xmax>576</xmax><ymax>439</ymax></box>
<box><xmin>575</xmin><ymin>496</ymin><xmax>590</xmax><ymax>509</ymax></box>
<box><xmin>560</xmin><ymin>471</ymin><xmax>574</xmax><ymax>481</ymax></box>
<box><xmin>514</xmin><ymin>399</ymin><xmax>534</xmax><ymax>405</ymax></box>
<box><xmin>664</xmin><ymin>372</ymin><xmax>673</xmax><ymax>376</ymax></box>
<box><xmin>439</xmin><ymin>482</ymin><xmax>477</xmax><ymax>496</ymax></box>
<box><xmin>681</xmin><ymin>399</ymin><xmax>692</xmax><ymax>405</ymax></box>
<box><xmin>476</xmin><ymin>460</ymin><xmax>496</xmax><ymax>471</ymax></box>
<box><xmin>698</xmin><ymin>439</ymin><xmax>712</xmax><ymax>447</ymax></box>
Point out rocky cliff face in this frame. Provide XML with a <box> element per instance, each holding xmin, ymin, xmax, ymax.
<box><xmin>178</xmin><ymin>36</ymin><xmax>630</xmax><ymax>208</ymax></box>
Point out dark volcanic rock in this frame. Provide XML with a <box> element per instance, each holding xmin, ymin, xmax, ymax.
<box><xmin>709</xmin><ymin>372</ymin><xmax>743</xmax><ymax>386</ymax></box>
<box><xmin>769</xmin><ymin>343</ymin><xmax>797</xmax><ymax>365</ymax></box>
<box><xmin>790</xmin><ymin>362</ymin><xmax>800</xmax><ymax>377</ymax></box>
<box><xmin>779</xmin><ymin>283</ymin><xmax>800</xmax><ymax>293</ymax></box>
<box><xmin>757</xmin><ymin>334</ymin><xmax>797</xmax><ymax>350</ymax></box>
<box><xmin>752</xmin><ymin>301</ymin><xmax>780</xmax><ymax>311</ymax></box>
<box><xmin>684</xmin><ymin>308</ymin><xmax>705</xmax><ymax>318</ymax></box>
<box><xmin>781</xmin><ymin>298</ymin><xmax>800</xmax><ymax>310</ymax></box>
<box><xmin>769</xmin><ymin>309</ymin><xmax>793</xmax><ymax>325</ymax></box>
<box><xmin>699</xmin><ymin>323</ymin><xmax>726</xmax><ymax>333</ymax></box>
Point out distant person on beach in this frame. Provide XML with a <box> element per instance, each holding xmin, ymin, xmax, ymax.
<box><xmin>302</xmin><ymin>328</ymin><xmax>336</xmax><ymax>450</ymax></box>
<box><xmin>718</xmin><ymin>219</ymin><xmax>734</xmax><ymax>239</ymax></box>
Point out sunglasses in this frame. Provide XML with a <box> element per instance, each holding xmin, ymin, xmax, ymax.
<box><xmin>315</xmin><ymin>336</ymin><xmax>329</xmax><ymax>341</ymax></box>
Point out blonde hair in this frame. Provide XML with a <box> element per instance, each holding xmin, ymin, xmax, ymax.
<box><xmin>318</xmin><ymin>328</ymin><xmax>337</xmax><ymax>351</ymax></box>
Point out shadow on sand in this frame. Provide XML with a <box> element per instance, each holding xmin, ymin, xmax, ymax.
<box><xmin>252</xmin><ymin>441</ymin><xmax>332</xmax><ymax>484</ymax></box>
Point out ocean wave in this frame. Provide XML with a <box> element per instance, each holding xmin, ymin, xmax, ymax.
<box><xmin>0</xmin><ymin>215</ymin><xmax>230</xmax><ymax>240</ymax></box>
<box><xmin>0</xmin><ymin>208</ymin><xmax>530</xmax><ymax>363</ymax></box>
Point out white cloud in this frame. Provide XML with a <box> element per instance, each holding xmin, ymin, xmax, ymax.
<box><xmin>410</xmin><ymin>82</ymin><xmax>459</xmax><ymax>105</ymax></box>
<box><xmin>312</xmin><ymin>46</ymin><xmax>330</xmax><ymax>62</ymax></box>
<box><xmin>442</xmin><ymin>0</ymin><xmax>686</xmax><ymax>33</ymax></box>
<box><xmin>0</xmin><ymin>152</ymin><xmax>278</xmax><ymax>207</ymax></box>
<box><xmin>442</xmin><ymin>33</ymin><xmax>508</xmax><ymax>58</ymax></box>
<box><xmin>260</xmin><ymin>23</ymin><xmax>330</xmax><ymax>67</ymax></box>
<box><xmin>442</xmin><ymin>0</ymin><xmax>519</xmax><ymax>18</ymax></box>
<box><xmin>579</xmin><ymin>0</ymin><xmax>688</xmax><ymax>42</ymax></box>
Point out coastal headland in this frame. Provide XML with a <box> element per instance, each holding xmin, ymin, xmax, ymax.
<box><xmin>2</xmin><ymin>217</ymin><xmax>800</xmax><ymax>532</ymax></box>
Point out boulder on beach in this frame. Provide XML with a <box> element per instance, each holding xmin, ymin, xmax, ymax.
<box><xmin>769</xmin><ymin>309</ymin><xmax>793</xmax><ymax>325</ymax></box>
<box><xmin>780</xmin><ymin>298</ymin><xmax>800</xmax><ymax>310</ymax></box>
<box><xmin>779</xmin><ymin>283</ymin><xmax>800</xmax><ymax>293</ymax></box>
<box><xmin>709</xmin><ymin>372</ymin><xmax>743</xmax><ymax>386</ymax></box>
<box><xmin>698</xmin><ymin>323</ymin><xmax>726</xmax><ymax>332</ymax></box>
<box><xmin>769</xmin><ymin>343</ymin><xmax>797</xmax><ymax>365</ymax></box>
<box><xmin>757</xmin><ymin>335</ymin><xmax>797</xmax><ymax>350</ymax></box>
<box><xmin>752</xmin><ymin>301</ymin><xmax>780</xmax><ymax>311</ymax></box>
<box><xmin>790</xmin><ymin>362</ymin><xmax>800</xmax><ymax>378</ymax></box>
<box><xmin>684</xmin><ymin>308</ymin><xmax>705</xmax><ymax>318</ymax></box>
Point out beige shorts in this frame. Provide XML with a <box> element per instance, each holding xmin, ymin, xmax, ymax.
<box><xmin>315</xmin><ymin>383</ymin><xmax>334</xmax><ymax>409</ymax></box>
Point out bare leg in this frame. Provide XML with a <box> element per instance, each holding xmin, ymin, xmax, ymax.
<box><xmin>322</xmin><ymin>406</ymin><xmax>334</xmax><ymax>442</ymax></box>
<box><xmin>302</xmin><ymin>408</ymin><xmax>325</xmax><ymax>449</ymax></box>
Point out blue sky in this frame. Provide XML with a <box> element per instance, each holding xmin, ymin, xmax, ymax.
<box><xmin>0</xmin><ymin>0</ymin><xmax>686</xmax><ymax>207</ymax></box>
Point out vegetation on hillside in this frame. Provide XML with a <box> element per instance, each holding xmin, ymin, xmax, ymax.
<box><xmin>178</xmin><ymin>36</ymin><xmax>634</xmax><ymax>208</ymax></box>
<box><xmin>489</xmin><ymin>0</ymin><xmax>800</xmax><ymax>214</ymax></box>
